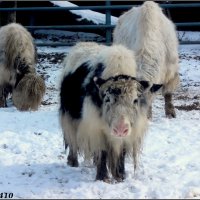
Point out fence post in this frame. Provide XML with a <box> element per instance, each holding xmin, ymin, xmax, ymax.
<box><xmin>0</xmin><ymin>1</ymin><xmax>17</xmax><ymax>25</ymax></box>
<box><xmin>105</xmin><ymin>0</ymin><xmax>111</xmax><ymax>45</ymax></box>
<box><xmin>8</xmin><ymin>1</ymin><xmax>17</xmax><ymax>23</ymax></box>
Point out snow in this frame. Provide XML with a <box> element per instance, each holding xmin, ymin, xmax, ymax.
<box><xmin>50</xmin><ymin>1</ymin><xmax>118</xmax><ymax>25</ymax></box>
<box><xmin>178</xmin><ymin>31</ymin><xmax>200</xmax><ymax>42</ymax></box>
<box><xmin>0</xmin><ymin>40</ymin><xmax>200</xmax><ymax>198</ymax></box>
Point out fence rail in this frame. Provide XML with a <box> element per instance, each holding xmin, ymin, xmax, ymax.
<box><xmin>0</xmin><ymin>3</ymin><xmax>200</xmax><ymax>11</ymax></box>
<box><xmin>0</xmin><ymin>2</ymin><xmax>200</xmax><ymax>46</ymax></box>
<box><xmin>24</xmin><ymin>23</ymin><xmax>200</xmax><ymax>30</ymax></box>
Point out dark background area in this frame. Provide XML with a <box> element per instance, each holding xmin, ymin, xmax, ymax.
<box><xmin>0</xmin><ymin>1</ymin><xmax>199</xmax><ymax>34</ymax></box>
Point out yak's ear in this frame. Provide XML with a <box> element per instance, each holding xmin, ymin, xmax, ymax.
<box><xmin>150</xmin><ymin>84</ymin><xmax>163</xmax><ymax>93</ymax></box>
<box><xmin>93</xmin><ymin>77</ymin><xmax>106</xmax><ymax>88</ymax></box>
<box><xmin>139</xmin><ymin>80</ymin><xmax>150</xmax><ymax>90</ymax></box>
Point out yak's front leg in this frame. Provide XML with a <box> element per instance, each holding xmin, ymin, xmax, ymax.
<box><xmin>147</xmin><ymin>104</ymin><xmax>152</xmax><ymax>120</ymax></box>
<box><xmin>0</xmin><ymin>86</ymin><xmax>6</xmax><ymax>107</ymax></box>
<box><xmin>112</xmin><ymin>149</ymin><xmax>126</xmax><ymax>182</ymax></box>
<box><xmin>96</xmin><ymin>150</ymin><xmax>109</xmax><ymax>182</ymax></box>
<box><xmin>67</xmin><ymin>147</ymin><xmax>78</xmax><ymax>167</ymax></box>
<box><xmin>62</xmin><ymin>117</ymin><xmax>79</xmax><ymax>167</ymax></box>
<box><xmin>164</xmin><ymin>93</ymin><xmax>176</xmax><ymax>118</ymax></box>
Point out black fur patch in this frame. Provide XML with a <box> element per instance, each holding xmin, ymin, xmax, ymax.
<box><xmin>60</xmin><ymin>62</ymin><xmax>90</xmax><ymax>119</ymax></box>
<box><xmin>96</xmin><ymin>150</ymin><xmax>109</xmax><ymax>181</ymax></box>
<box><xmin>108</xmin><ymin>88</ymin><xmax>121</xmax><ymax>96</ymax></box>
<box><xmin>15</xmin><ymin>73</ymin><xmax>24</xmax><ymax>88</ymax></box>
<box><xmin>3</xmin><ymin>84</ymin><xmax>12</xmax><ymax>99</ymax></box>
<box><xmin>14</xmin><ymin>56</ymin><xmax>31</xmax><ymax>87</ymax></box>
<box><xmin>150</xmin><ymin>84</ymin><xmax>163</xmax><ymax>93</ymax></box>
<box><xmin>86</xmin><ymin>63</ymin><xmax>105</xmax><ymax>108</ymax></box>
<box><xmin>14</xmin><ymin>56</ymin><xmax>29</xmax><ymax>73</ymax></box>
<box><xmin>139</xmin><ymin>80</ymin><xmax>149</xmax><ymax>90</ymax></box>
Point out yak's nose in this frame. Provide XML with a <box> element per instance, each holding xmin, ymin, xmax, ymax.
<box><xmin>112</xmin><ymin>122</ymin><xmax>129</xmax><ymax>137</ymax></box>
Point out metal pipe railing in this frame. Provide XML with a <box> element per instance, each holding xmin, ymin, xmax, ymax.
<box><xmin>25</xmin><ymin>25</ymin><xmax>113</xmax><ymax>30</ymax></box>
<box><xmin>105</xmin><ymin>0</ymin><xmax>112</xmax><ymax>45</ymax></box>
<box><xmin>0</xmin><ymin>3</ymin><xmax>200</xmax><ymax>12</ymax></box>
<box><xmin>175</xmin><ymin>22</ymin><xmax>200</xmax><ymax>27</ymax></box>
<box><xmin>35</xmin><ymin>40</ymin><xmax>200</xmax><ymax>47</ymax></box>
<box><xmin>24</xmin><ymin>22</ymin><xmax>200</xmax><ymax>30</ymax></box>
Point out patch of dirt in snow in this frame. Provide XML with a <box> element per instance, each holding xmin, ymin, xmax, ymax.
<box><xmin>34</xmin><ymin>30</ymin><xmax>105</xmax><ymax>46</ymax></box>
<box><xmin>179</xmin><ymin>54</ymin><xmax>200</xmax><ymax>61</ymax></box>
<box><xmin>36</xmin><ymin>51</ymin><xmax>67</xmax><ymax>106</ymax></box>
<box><xmin>38</xmin><ymin>52</ymin><xmax>66</xmax><ymax>64</ymax></box>
<box><xmin>175</xmin><ymin>101</ymin><xmax>200</xmax><ymax>111</ymax></box>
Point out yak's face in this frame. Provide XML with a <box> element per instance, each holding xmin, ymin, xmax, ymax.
<box><xmin>12</xmin><ymin>73</ymin><xmax>46</xmax><ymax>111</ymax></box>
<box><xmin>94</xmin><ymin>75</ymin><xmax>162</xmax><ymax>138</ymax></box>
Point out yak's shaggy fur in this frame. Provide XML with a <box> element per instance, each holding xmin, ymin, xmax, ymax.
<box><xmin>113</xmin><ymin>1</ymin><xmax>179</xmax><ymax>118</ymax></box>
<box><xmin>12</xmin><ymin>74</ymin><xmax>45</xmax><ymax>111</ymax></box>
<box><xmin>60</xmin><ymin>42</ymin><xmax>161</xmax><ymax>182</ymax></box>
<box><xmin>0</xmin><ymin>23</ymin><xmax>45</xmax><ymax>110</ymax></box>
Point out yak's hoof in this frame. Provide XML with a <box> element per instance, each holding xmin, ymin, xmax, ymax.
<box><xmin>147</xmin><ymin>111</ymin><xmax>152</xmax><ymax>120</ymax></box>
<box><xmin>166</xmin><ymin>113</ymin><xmax>176</xmax><ymax>118</ymax></box>
<box><xmin>165</xmin><ymin>104</ymin><xmax>176</xmax><ymax>118</ymax></box>
<box><xmin>166</xmin><ymin>110</ymin><xmax>176</xmax><ymax>118</ymax></box>
<box><xmin>114</xmin><ymin>173</ymin><xmax>125</xmax><ymax>183</ymax></box>
<box><xmin>0</xmin><ymin>100</ymin><xmax>6</xmax><ymax>107</ymax></box>
<box><xmin>67</xmin><ymin>157</ymin><xmax>78</xmax><ymax>167</ymax></box>
<box><xmin>115</xmin><ymin>177</ymin><xmax>124</xmax><ymax>183</ymax></box>
<box><xmin>147</xmin><ymin>115</ymin><xmax>152</xmax><ymax>120</ymax></box>
<box><xmin>96</xmin><ymin>176</ymin><xmax>111</xmax><ymax>183</ymax></box>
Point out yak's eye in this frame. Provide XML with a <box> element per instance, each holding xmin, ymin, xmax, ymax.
<box><xmin>102</xmin><ymin>93</ymin><xmax>106</xmax><ymax>98</ymax></box>
<box><xmin>133</xmin><ymin>99</ymin><xmax>138</xmax><ymax>104</ymax></box>
<box><xmin>105</xmin><ymin>97</ymin><xmax>110</xmax><ymax>103</ymax></box>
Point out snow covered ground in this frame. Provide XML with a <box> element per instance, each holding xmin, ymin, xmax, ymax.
<box><xmin>0</xmin><ymin>43</ymin><xmax>199</xmax><ymax>199</ymax></box>
<box><xmin>34</xmin><ymin>29</ymin><xmax>106</xmax><ymax>46</ymax></box>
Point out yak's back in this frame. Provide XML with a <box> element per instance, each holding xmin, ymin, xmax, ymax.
<box><xmin>62</xmin><ymin>42</ymin><xmax>137</xmax><ymax>80</ymax></box>
<box><xmin>0</xmin><ymin>23</ymin><xmax>36</xmax><ymax>70</ymax></box>
<box><xmin>113</xmin><ymin>1</ymin><xmax>179</xmax><ymax>82</ymax></box>
<box><xmin>114</xmin><ymin>1</ymin><xmax>178</xmax><ymax>53</ymax></box>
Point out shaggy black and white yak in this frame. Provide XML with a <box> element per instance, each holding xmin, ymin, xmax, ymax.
<box><xmin>0</xmin><ymin>23</ymin><xmax>45</xmax><ymax>111</ymax></box>
<box><xmin>113</xmin><ymin>1</ymin><xmax>179</xmax><ymax>118</ymax></box>
<box><xmin>60</xmin><ymin>42</ymin><xmax>162</xmax><ymax>182</ymax></box>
